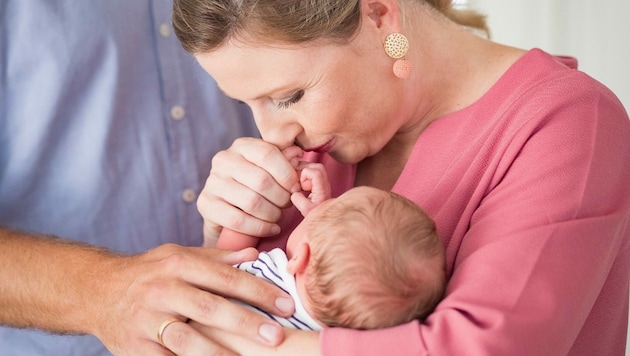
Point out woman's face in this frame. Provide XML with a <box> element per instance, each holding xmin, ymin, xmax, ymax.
<box><xmin>195</xmin><ymin>27</ymin><xmax>410</xmax><ymax>164</ymax></box>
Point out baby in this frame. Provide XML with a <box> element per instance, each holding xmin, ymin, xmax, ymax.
<box><xmin>218</xmin><ymin>150</ymin><xmax>446</xmax><ymax>330</ymax></box>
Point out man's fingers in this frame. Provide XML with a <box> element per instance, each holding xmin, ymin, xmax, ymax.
<box><xmin>164</xmin><ymin>247</ymin><xmax>295</xmax><ymax>318</ymax></box>
<box><xmin>175</xmin><ymin>289</ymin><xmax>285</xmax><ymax>346</ymax></box>
<box><xmin>157</xmin><ymin>319</ymin><xmax>239</xmax><ymax>356</ymax></box>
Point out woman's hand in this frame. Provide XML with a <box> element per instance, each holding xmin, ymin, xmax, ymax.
<box><xmin>198</xmin><ymin>138</ymin><xmax>303</xmax><ymax>246</ymax></box>
<box><xmin>94</xmin><ymin>244</ymin><xmax>296</xmax><ymax>355</ymax></box>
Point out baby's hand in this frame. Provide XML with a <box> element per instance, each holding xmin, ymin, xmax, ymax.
<box><xmin>291</xmin><ymin>163</ymin><xmax>331</xmax><ymax>216</ymax></box>
<box><xmin>282</xmin><ymin>146</ymin><xmax>304</xmax><ymax>169</ymax></box>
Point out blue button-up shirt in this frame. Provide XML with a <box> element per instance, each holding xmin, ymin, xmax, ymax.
<box><xmin>0</xmin><ymin>1</ymin><xmax>258</xmax><ymax>354</ymax></box>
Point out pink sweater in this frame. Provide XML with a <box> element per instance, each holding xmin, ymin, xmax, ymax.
<box><xmin>258</xmin><ymin>49</ymin><xmax>630</xmax><ymax>355</ymax></box>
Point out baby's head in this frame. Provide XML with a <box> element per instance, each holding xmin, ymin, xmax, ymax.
<box><xmin>286</xmin><ymin>186</ymin><xmax>446</xmax><ymax>329</ymax></box>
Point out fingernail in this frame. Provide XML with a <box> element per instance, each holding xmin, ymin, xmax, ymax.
<box><xmin>275</xmin><ymin>296</ymin><xmax>294</xmax><ymax>314</ymax></box>
<box><xmin>259</xmin><ymin>323</ymin><xmax>282</xmax><ymax>345</ymax></box>
<box><xmin>270</xmin><ymin>225</ymin><xmax>281</xmax><ymax>235</ymax></box>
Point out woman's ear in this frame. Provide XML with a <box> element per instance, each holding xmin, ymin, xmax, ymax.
<box><xmin>286</xmin><ymin>242</ymin><xmax>310</xmax><ymax>275</ymax></box>
<box><xmin>363</xmin><ymin>0</ymin><xmax>401</xmax><ymax>30</ymax></box>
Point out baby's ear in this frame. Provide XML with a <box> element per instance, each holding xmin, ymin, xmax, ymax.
<box><xmin>286</xmin><ymin>242</ymin><xmax>310</xmax><ymax>275</ymax></box>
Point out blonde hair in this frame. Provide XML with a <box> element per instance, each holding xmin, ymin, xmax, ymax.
<box><xmin>424</xmin><ymin>0</ymin><xmax>489</xmax><ymax>36</ymax></box>
<box><xmin>304</xmin><ymin>188</ymin><xmax>445</xmax><ymax>329</ymax></box>
<box><xmin>172</xmin><ymin>0</ymin><xmax>488</xmax><ymax>54</ymax></box>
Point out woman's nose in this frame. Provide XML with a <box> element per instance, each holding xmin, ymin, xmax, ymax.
<box><xmin>254</xmin><ymin>111</ymin><xmax>302</xmax><ymax>149</ymax></box>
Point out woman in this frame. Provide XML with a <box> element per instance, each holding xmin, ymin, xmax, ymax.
<box><xmin>172</xmin><ymin>0</ymin><xmax>630</xmax><ymax>354</ymax></box>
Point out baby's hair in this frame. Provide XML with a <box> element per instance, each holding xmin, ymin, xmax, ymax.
<box><xmin>304</xmin><ymin>187</ymin><xmax>445</xmax><ymax>329</ymax></box>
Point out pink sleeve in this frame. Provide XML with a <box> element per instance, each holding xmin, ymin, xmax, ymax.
<box><xmin>321</xmin><ymin>323</ymin><xmax>427</xmax><ymax>356</ymax></box>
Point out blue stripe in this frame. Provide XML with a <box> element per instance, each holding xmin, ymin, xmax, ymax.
<box><xmin>249</xmin><ymin>264</ymin><xmax>290</xmax><ymax>295</ymax></box>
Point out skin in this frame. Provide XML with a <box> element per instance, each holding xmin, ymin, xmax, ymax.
<box><xmin>194</xmin><ymin>0</ymin><xmax>525</xmax><ymax>352</ymax></box>
<box><xmin>285</xmin><ymin>187</ymin><xmax>377</xmax><ymax>323</ymax></box>
<box><xmin>195</xmin><ymin>0</ymin><xmax>523</xmax><ymax>242</ymax></box>
<box><xmin>0</xmin><ymin>232</ymin><xmax>295</xmax><ymax>356</ymax></box>
<box><xmin>215</xmin><ymin>146</ymin><xmax>324</xmax><ymax>250</ymax></box>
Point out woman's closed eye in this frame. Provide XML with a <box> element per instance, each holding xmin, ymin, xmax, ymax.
<box><xmin>277</xmin><ymin>90</ymin><xmax>304</xmax><ymax>110</ymax></box>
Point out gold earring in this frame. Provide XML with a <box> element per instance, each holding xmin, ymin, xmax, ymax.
<box><xmin>384</xmin><ymin>33</ymin><xmax>412</xmax><ymax>79</ymax></box>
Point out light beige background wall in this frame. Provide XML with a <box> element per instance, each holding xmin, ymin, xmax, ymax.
<box><xmin>470</xmin><ymin>0</ymin><xmax>629</xmax><ymax>109</ymax></box>
<box><xmin>468</xmin><ymin>1</ymin><xmax>630</xmax><ymax>354</ymax></box>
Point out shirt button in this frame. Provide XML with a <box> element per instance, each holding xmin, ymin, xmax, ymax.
<box><xmin>182</xmin><ymin>189</ymin><xmax>197</xmax><ymax>203</ymax></box>
<box><xmin>170</xmin><ymin>105</ymin><xmax>186</xmax><ymax>120</ymax></box>
<box><xmin>159</xmin><ymin>23</ymin><xmax>171</xmax><ymax>37</ymax></box>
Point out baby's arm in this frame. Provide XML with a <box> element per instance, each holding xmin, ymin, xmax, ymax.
<box><xmin>215</xmin><ymin>229</ymin><xmax>259</xmax><ymax>250</ymax></box>
<box><xmin>215</xmin><ymin>146</ymin><xmax>305</xmax><ymax>250</ymax></box>
<box><xmin>291</xmin><ymin>162</ymin><xmax>331</xmax><ymax>217</ymax></box>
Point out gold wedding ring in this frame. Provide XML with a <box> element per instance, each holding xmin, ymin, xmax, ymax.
<box><xmin>157</xmin><ymin>318</ymin><xmax>181</xmax><ymax>348</ymax></box>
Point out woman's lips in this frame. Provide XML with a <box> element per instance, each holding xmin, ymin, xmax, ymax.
<box><xmin>304</xmin><ymin>139</ymin><xmax>334</xmax><ymax>153</ymax></box>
